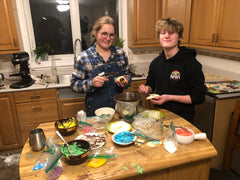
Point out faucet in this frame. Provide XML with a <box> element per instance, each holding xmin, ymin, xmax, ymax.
<box><xmin>74</xmin><ymin>39</ymin><xmax>82</xmax><ymax>61</ymax></box>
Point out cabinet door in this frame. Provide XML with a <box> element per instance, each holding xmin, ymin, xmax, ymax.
<box><xmin>162</xmin><ymin>0</ymin><xmax>192</xmax><ymax>44</ymax></box>
<box><xmin>190</xmin><ymin>0</ymin><xmax>219</xmax><ymax>46</ymax></box>
<box><xmin>217</xmin><ymin>0</ymin><xmax>240</xmax><ymax>49</ymax></box>
<box><xmin>0</xmin><ymin>93</ymin><xmax>22</xmax><ymax>150</ymax></box>
<box><xmin>128</xmin><ymin>0</ymin><xmax>161</xmax><ymax>47</ymax></box>
<box><xmin>0</xmin><ymin>0</ymin><xmax>19</xmax><ymax>53</ymax></box>
<box><xmin>58</xmin><ymin>98</ymin><xmax>86</xmax><ymax>119</ymax></box>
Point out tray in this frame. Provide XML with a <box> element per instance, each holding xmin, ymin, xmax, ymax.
<box><xmin>206</xmin><ymin>81</ymin><xmax>240</xmax><ymax>95</ymax></box>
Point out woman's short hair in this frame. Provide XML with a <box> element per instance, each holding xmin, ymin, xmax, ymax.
<box><xmin>156</xmin><ymin>18</ymin><xmax>183</xmax><ymax>39</ymax></box>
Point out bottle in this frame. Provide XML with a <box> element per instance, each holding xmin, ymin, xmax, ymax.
<box><xmin>77</xmin><ymin>110</ymin><xmax>86</xmax><ymax>122</ymax></box>
<box><xmin>51</xmin><ymin>58</ymin><xmax>58</xmax><ymax>83</ymax></box>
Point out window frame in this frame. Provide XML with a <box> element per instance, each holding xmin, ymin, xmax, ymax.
<box><xmin>15</xmin><ymin>0</ymin><xmax>127</xmax><ymax>69</ymax></box>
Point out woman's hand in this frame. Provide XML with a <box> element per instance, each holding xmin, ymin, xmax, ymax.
<box><xmin>138</xmin><ymin>85</ymin><xmax>152</xmax><ymax>94</ymax></box>
<box><xmin>93</xmin><ymin>76</ymin><xmax>109</xmax><ymax>87</ymax></box>
<box><xmin>116</xmin><ymin>78</ymin><xmax>128</xmax><ymax>88</ymax></box>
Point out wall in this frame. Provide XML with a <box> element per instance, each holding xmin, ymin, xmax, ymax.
<box><xmin>197</xmin><ymin>55</ymin><xmax>240</xmax><ymax>81</ymax></box>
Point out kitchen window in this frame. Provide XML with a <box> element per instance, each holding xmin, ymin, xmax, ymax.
<box><xmin>16</xmin><ymin>0</ymin><xmax>124</xmax><ymax>68</ymax></box>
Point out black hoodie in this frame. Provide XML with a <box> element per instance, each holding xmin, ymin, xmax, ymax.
<box><xmin>146</xmin><ymin>46</ymin><xmax>207</xmax><ymax>122</ymax></box>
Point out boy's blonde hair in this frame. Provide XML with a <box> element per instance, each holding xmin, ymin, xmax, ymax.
<box><xmin>156</xmin><ymin>18</ymin><xmax>183</xmax><ymax>39</ymax></box>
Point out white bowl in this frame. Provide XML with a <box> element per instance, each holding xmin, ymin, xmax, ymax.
<box><xmin>176</xmin><ymin>128</ymin><xmax>207</xmax><ymax>145</ymax></box>
<box><xmin>95</xmin><ymin>107</ymin><xmax>115</xmax><ymax>121</ymax></box>
<box><xmin>112</xmin><ymin>131</ymin><xmax>137</xmax><ymax>146</ymax></box>
<box><xmin>175</xmin><ymin>128</ymin><xmax>195</xmax><ymax>144</ymax></box>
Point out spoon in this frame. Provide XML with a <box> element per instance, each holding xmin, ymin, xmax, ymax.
<box><xmin>56</xmin><ymin>131</ymin><xmax>76</xmax><ymax>155</ymax></box>
<box><xmin>98</xmin><ymin>72</ymin><xmax>116</xmax><ymax>78</ymax></box>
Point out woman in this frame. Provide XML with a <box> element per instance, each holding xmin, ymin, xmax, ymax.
<box><xmin>71</xmin><ymin>16</ymin><xmax>131</xmax><ymax>116</ymax></box>
<box><xmin>138</xmin><ymin>18</ymin><xmax>206</xmax><ymax>123</ymax></box>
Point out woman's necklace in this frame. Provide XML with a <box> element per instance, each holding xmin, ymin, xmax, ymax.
<box><xmin>96</xmin><ymin>46</ymin><xmax>111</xmax><ymax>62</ymax></box>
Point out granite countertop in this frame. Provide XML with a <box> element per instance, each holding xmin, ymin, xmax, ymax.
<box><xmin>0</xmin><ymin>79</ymin><xmax>69</xmax><ymax>93</ymax></box>
<box><xmin>0</xmin><ymin>76</ymin><xmax>146</xmax><ymax>93</ymax></box>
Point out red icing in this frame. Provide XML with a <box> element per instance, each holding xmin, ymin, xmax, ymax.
<box><xmin>82</xmin><ymin>126</ymin><xmax>93</xmax><ymax>133</ymax></box>
<box><xmin>176</xmin><ymin>128</ymin><xmax>193</xmax><ymax>136</ymax></box>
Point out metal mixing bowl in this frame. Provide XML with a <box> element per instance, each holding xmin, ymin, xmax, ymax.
<box><xmin>114</xmin><ymin>92</ymin><xmax>142</xmax><ymax>121</ymax></box>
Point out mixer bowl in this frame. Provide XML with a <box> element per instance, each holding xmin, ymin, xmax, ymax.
<box><xmin>114</xmin><ymin>92</ymin><xmax>142</xmax><ymax>121</ymax></box>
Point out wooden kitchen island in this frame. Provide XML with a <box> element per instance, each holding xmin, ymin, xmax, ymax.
<box><xmin>19</xmin><ymin>109</ymin><xmax>217</xmax><ymax>180</ymax></box>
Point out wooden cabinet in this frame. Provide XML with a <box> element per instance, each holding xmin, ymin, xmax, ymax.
<box><xmin>127</xmin><ymin>0</ymin><xmax>192</xmax><ymax>47</ymax></box>
<box><xmin>127</xmin><ymin>0</ymin><xmax>161</xmax><ymax>47</ymax></box>
<box><xmin>0</xmin><ymin>93</ymin><xmax>22</xmax><ymax>150</ymax></box>
<box><xmin>211</xmin><ymin>97</ymin><xmax>240</xmax><ymax>168</ymax></box>
<box><xmin>58</xmin><ymin>97</ymin><xmax>86</xmax><ymax>119</ymax></box>
<box><xmin>14</xmin><ymin>89</ymin><xmax>59</xmax><ymax>144</ymax></box>
<box><xmin>161</xmin><ymin>0</ymin><xmax>192</xmax><ymax>44</ymax></box>
<box><xmin>0</xmin><ymin>0</ymin><xmax>19</xmax><ymax>54</ymax></box>
<box><xmin>190</xmin><ymin>0</ymin><xmax>240</xmax><ymax>52</ymax></box>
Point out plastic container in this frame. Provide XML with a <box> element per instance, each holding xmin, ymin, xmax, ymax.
<box><xmin>77</xmin><ymin>110</ymin><xmax>86</xmax><ymax>122</ymax></box>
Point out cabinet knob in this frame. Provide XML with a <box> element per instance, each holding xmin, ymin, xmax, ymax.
<box><xmin>32</xmin><ymin>106</ymin><xmax>42</xmax><ymax>111</ymax></box>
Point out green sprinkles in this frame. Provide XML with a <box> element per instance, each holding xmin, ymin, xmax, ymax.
<box><xmin>122</xmin><ymin>167</ymin><xmax>129</xmax><ymax>170</ymax></box>
<box><xmin>137</xmin><ymin>165</ymin><xmax>143</xmax><ymax>174</ymax></box>
<box><xmin>61</xmin><ymin>142</ymin><xmax>87</xmax><ymax>157</ymax></box>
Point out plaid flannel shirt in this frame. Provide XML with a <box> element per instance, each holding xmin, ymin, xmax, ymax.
<box><xmin>71</xmin><ymin>44</ymin><xmax>131</xmax><ymax>93</ymax></box>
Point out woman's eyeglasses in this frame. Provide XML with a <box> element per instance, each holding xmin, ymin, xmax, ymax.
<box><xmin>100</xmin><ymin>32</ymin><xmax>115</xmax><ymax>40</ymax></box>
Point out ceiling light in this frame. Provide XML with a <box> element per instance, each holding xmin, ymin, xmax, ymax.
<box><xmin>56</xmin><ymin>5</ymin><xmax>70</xmax><ymax>12</ymax></box>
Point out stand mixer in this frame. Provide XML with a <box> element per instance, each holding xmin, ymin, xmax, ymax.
<box><xmin>10</xmin><ymin>51</ymin><xmax>35</xmax><ymax>89</ymax></box>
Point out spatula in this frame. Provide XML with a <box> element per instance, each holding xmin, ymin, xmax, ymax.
<box><xmin>56</xmin><ymin>131</ymin><xmax>76</xmax><ymax>155</ymax></box>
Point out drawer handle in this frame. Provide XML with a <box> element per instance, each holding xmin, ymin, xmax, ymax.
<box><xmin>32</xmin><ymin>106</ymin><xmax>42</xmax><ymax>111</ymax></box>
<box><xmin>31</xmin><ymin>94</ymin><xmax>41</xmax><ymax>99</ymax></box>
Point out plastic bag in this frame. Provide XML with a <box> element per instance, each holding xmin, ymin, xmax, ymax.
<box><xmin>32</xmin><ymin>137</ymin><xmax>62</xmax><ymax>179</ymax></box>
<box><xmin>163</xmin><ymin>121</ymin><xmax>178</xmax><ymax>154</ymax></box>
<box><xmin>132</xmin><ymin>111</ymin><xmax>163</xmax><ymax>140</ymax></box>
<box><xmin>86</xmin><ymin>115</ymin><xmax>110</xmax><ymax>132</ymax></box>
<box><xmin>47</xmin><ymin>160</ymin><xmax>63</xmax><ymax>180</ymax></box>
<box><xmin>79</xmin><ymin>121</ymin><xmax>94</xmax><ymax>133</ymax></box>
<box><xmin>87</xmin><ymin>147</ymin><xmax>117</xmax><ymax>168</ymax></box>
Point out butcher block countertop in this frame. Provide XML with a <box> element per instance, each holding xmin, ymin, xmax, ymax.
<box><xmin>19</xmin><ymin>109</ymin><xmax>217</xmax><ymax>180</ymax></box>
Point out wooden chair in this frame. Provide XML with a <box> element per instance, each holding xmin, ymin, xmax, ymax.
<box><xmin>223</xmin><ymin>100</ymin><xmax>240</xmax><ymax>171</ymax></box>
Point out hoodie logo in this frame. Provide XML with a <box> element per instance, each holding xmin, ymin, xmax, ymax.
<box><xmin>170</xmin><ymin>70</ymin><xmax>181</xmax><ymax>81</ymax></box>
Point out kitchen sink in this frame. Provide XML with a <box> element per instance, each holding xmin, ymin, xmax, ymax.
<box><xmin>58</xmin><ymin>74</ymin><xmax>72</xmax><ymax>84</ymax></box>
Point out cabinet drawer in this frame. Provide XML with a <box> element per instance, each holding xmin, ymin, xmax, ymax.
<box><xmin>16</xmin><ymin>100</ymin><xmax>58</xmax><ymax>125</ymax></box>
<box><xmin>14</xmin><ymin>89</ymin><xmax>57</xmax><ymax>103</ymax></box>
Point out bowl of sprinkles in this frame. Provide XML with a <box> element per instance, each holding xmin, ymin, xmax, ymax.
<box><xmin>55</xmin><ymin>117</ymin><xmax>78</xmax><ymax>136</ymax></box>
<box><xmin>61</xmin><ymin>140</ymin><xmax>90</xmax><ymax>165</ymax></box>
<box><xmin>112</xmin><ymin>131</ymin><xmax>136</xmax><ymax>146</ymax></box>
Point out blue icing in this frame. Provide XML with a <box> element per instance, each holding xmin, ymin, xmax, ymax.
<box><xmin>115</xmin><ymin>131</ymin><xmax>134</xmax><ymax>144</ymax></box>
